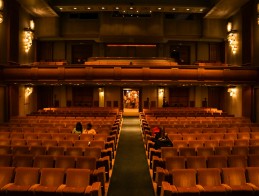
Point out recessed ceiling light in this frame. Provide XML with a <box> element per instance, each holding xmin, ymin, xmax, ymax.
<box><xmin>115</xmin><ymin>7</ymin><xmax>119</xmax><ymax>10</ymax></box>
<box><xmin>149</xmin><ymin>10</ymin><xmax>152</xmax><ymax>13</ymax></box>
<box><xmin>136</xmin><ymin>10</ymin><xmax>139</xmax><ymax>13</ymax></box>
<box><xmin>158</xmin><ymin>7</ymin><xmax>162</xmax><ymax>10</ymax></box>
<box><xmin>101</xmin><ymin>7</ymin><xmax>105</xmax><ymax>10</ymax></box>
<box><xmin>186</xmin><ymin>8</ymin><xmax>190</xmax><ymax>11</ymax></box>
<box><xmin>172</xmin><ymin>8</ymin><xmax>176</xmax><ymax>11</ymax></box>
<box><xmin>73</xmin><ymin>7</ymin><xmax>77</xmax><ymax>10</ymax></box>
<box><xmin>130</xmin><ymin>7</ymin><xmax>133</xmax><ymax>10</ymax></box>
<box><xmin>87</xmin><ymin>7</ymin><xmax>91</xmax><ymax>10</ymax></box>
<box><xmin>200</xmin><ymin>9</ymin><xmax>203</xmax><ymax>12</ymax></box>
<box><xmin>59</xmin><ymin>7</ymin><xmax>63</xmax><ymax>10</ymax></box>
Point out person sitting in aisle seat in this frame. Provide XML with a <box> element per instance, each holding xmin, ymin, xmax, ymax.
<box><xmin>83</xmin><ymin>123</ymin><xmax>96</xmax><ymax>134</ymax></box>
<box><xmin>73</xmin><ymin>122</ymin><xmax>83</xmax><ymax>134</ymax></box>
<box><xmin>152</xmin><ymin>127</ymin><xmax>172</xmax><ymax>149</ymax></box>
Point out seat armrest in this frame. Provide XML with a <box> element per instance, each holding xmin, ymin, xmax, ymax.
<box><xmin>247</xmin><ymin>183</ymin><xmax>259</xmax><ymax>191</ymax></box>
<box><xmin>56</xmin><ymin>184</ymin><xmax>66</xmax><ymax>193</ymax></box>
<box><xmin>91</xmin><ymin>182</ymin><xmax>102</xmax><ymax>196</ymax></box>
<box><xmin>1</xmin><ymin>183</ymin><xmax>14</xmax><ymax>190</ymax></box>
<box><xmin>156</xmin><ymin>167</ymin><xmax>169</xmax><ymax>187</ymax></box>
<box><xmin>28</xmin><ymin>184</ymin><xmax>40</xmax><ymax>191</ymax></box>
<box><xmin>196</xmin><ymin>184</ymin><xmax>205</xmax><ymax>192</ymax></box>
<box><xmin>221</xmin><ymin>183</ymin><xmax>232</xmax><ymax>191</ymax></box>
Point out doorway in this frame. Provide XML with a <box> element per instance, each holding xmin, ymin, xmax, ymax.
<box><xmin>123</xmin><ymin>88</ymin><xmax>139</xmax><ymax>116</ymax></box>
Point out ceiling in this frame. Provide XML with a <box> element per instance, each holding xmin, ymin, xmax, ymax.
<box><xmin>17</xmin><ymin>0</ymin><xmax>250</xmax><ymax>19</ymax></box>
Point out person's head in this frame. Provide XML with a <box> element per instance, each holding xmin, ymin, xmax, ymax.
<box><xmin>86</xmin><ymin>123</ymin><xmax>92</xmax><ymax>130</ymax></box>
<box><xmin>75</xmin><ymin>122</ymin><xmax>83</xmax><ymax>132</ymax></box>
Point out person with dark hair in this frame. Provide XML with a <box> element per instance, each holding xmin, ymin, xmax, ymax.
<box><xmin>72</xmin><ymin>122</ymin><xmax>83</xmax><ymax>134</ymax></box>
<box><xmin>83</xmin><ymin>123</ymin><xmax>96</xmax><ymax>134</ymax></box>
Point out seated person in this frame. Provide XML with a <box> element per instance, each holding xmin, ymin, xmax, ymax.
<box><xmin>73</xmin><ymin>122</ymin><xmax>83</xmax><ymax>134</ymax></box>
<box><xmin>83</xmin><ymin>123</ymin><xmax>96</xmax><ymax>134</ymax></box>
<box><xmin>152</xmin><ymin>127</ymin><xmax>172</xmax><ymax>149</ymax></box>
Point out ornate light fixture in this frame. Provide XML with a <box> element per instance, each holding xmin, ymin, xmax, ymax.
<box><xmin>227</xmin><ymin>22</ymin><xmax>238</xmax><ymax>55</ymax></box>
<box><xmin>228</xmin><ymin>87</ymin><xmax>236</xmax><ymax>97</ymax></box>
<box><xmin>0</xmin><ymin>0</ymin><xmax>4</xmax><ymax>24</ymax></box>
<box><xmin>23</xmin><ymin>20</ymin><xmax>35</xmax><ymax>53</ymax></box>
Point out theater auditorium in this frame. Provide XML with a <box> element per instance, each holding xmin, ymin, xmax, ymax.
<box><xmin>0</xmin><ymin>0</ymin><xmax>259</xmax><ymax>195</ymax></box>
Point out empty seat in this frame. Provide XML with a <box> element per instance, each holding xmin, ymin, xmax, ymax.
<box><xmin>227</xmin><ymin>127</ymin><xmax>239</xmax><ymax>133</ymax></box>
<box><xmin>47</xmin><ymin>146</ymin><xmax>65</xmax><ymax>156</ymax></box>
<box><xmin>0</xmin><ymin>167</ymin><xmax>15</xmax><ymax>191</ymax></box>
<box><xmin>38</xmin><ymin>133</ymin><xmax>52</xmax><ymax>140</ymax></box>
<box><xmin>182</xmin><ymin>134</ymin><xmax>196</xmax><ymax>141</ymax></box>
<box><xmin>196</xmin><ymin>147</ymin><xmax>214</xmax><ymax>157</ymax></box>
<box><xmin>186</xmin><ymin>156</ymin><xmax>207</xmax><ymax>169</ymax></box>
<box><xmin>219</xmin><ymin>139</ymin><xmax>234</xmax><ymax>147</ymax></box>
<box><xmin>228</xmin><ymin>155</ymin><xmax>247</xmax><ymax>168</ymax></box>
<box><xmin>246</xmin><ymin>167</ymin><xmax>259</xmax><ymax>193</ymax></box>
<box><xmin>196</xmin><ymin>133</ymin><xmax>211</xmax><ymax>140</ymax></box>
<box><xmin>12</xmin><ymin>155</ymin><xmax>34</xmax><ymax>167</ymax></box>
<box><xmin>221</xmin><ymin>167</ymin><xmax>254</xmax><ymax>196</ymax></box>
<box><xmin>0</xmin><ymin>145</ymin><xmax>12</xmax><ymax>155</ymax></box>
<box><xmin>55</xmin><ymin>155</ymin><xmax>75</xmax><ymax>169</ymax></box>
<box><xmin>65</xmin><ymin>134</ymin><xmax>79</xmax><ymax>141</ymax></box>
<box><xmin>29</xmin><ymin>168</ymin><xmax>65</xmax><ymax>196</ymax></box>
<box><xmin>65</xmin><ymin>147</ymin><xmax>83</xmax><ymax>156</ymax></box>
<box><xmin>214</xmin><ymin>146</ymin><xmax>232</xmax><ymax>156</ymax></box>
<box><xmin>80</xmin><ymin>134</ymin><xmax>94</xmax><ymax>141</ymax></box>
<box><xmin>224</xmin><ymin>133</ymin><xmax>237</xmax><ymax>140</ymax></box>
<box><xmin>165</xmin><ymin>156</ymin><xmax>186</xmax><ymax>170</ymax></box>
<box><xmin>239</xmin><ymin>126</ymin><xmax>251</xmax><ymax>132</ymax></box>
<box><xmin>172</xmin><ymin>140</ymin><xmax>188</xmax><ymax>148</ymax></box>
<box><xmin>196</xmin><ymin>168</ymin><xmax>228</xmax><ymax>196</ymax></box>
<box><xmin>3</xmin><ymin>167</ymin><xmax>40</xmax><ymax>196</ymax></box>
<box><xmin>0</xmin><ymin>139</ymin><xmax>10</xmax><ymax>146</ymax></box>
<box><xmin>41</xmin><ymin>140</ymin><xmax>58</xmax><ymax>149</ymax></box>
<box><xmin>51</xmin><ymin>133</ymin><xmax>66</xmax><ymax>141</ymax></box>
<box><xmin>160</xmin><ymin>147</ymin><xmax>178</xmax><ymax>159</ymax></box>
<box><xmin>30</xmin><ymin>146</ymin><xmax>46</xmax><ymax>157</ymax></box>
<box><xmin>249</xmin><ymin>145</ymin><xmax>259</xmax><ymax>154</ymax></box>
<box><xmin>178</xmin><ymin>147</ymin><xmax>196</xmax><ymax>156</ymax></box>
<box><xmin>188</xmin><ymin>140</ymin><xmax>204</xmax><ymax>149</ymax></box>
<box><xmin>33</xmin><ymin>155</ymin><xmax>54</xmax><ymax>168</ymax></box>
<box><xmin>231</xmin><ymin>146</ymin><xmax>249</xmax><ymax>156</ymax></box>
<box><xmin>23</xmin><ymin>133</ymin><xmax>38</xmax><ymax>140</ymax></box>
<box><xmin>234</xmin><ymin>139</ymin><xmax>249</xmax><ymax>146</ymax></box>
<box><xmin>167</xmin><ymin>134</ymin><xmax>182</xmax><ymax>141</ymax></box>
<box><xmin>248</xmin><ymin>154</ymin><xmax>259</xmax><ymax>167</ymax></box>
<box><xmin>0</xmin><ymin>154</ymin><xmax>12</xmax><ymax>167</ymax></box>
<box><xmin>26</xmin><ymin>139</ymin><xmax>42</xmax><ymax>146</ymax></box>
<box><xmin>170</xmin><ymin>169</ymin><xmax>200</xmax><ymax>195</ymax></box>
<box><xmin>84</xmin><ymin>147</ymin><xmax>102</xmax><ymax>160</ymax></box>
<box><xmin>11</xmin><ymin>139</ymin><xmax>26</xmax><ymax>146</ymax></box>
<box><xmin>207</xmin><ymin>155</ymin><xmax>227</xmax><ymax>169</ymax></box>
<box><xmin>12</xmin><ymin>145</ymin><xmax>30</xmax><ymax>155</ymax></box>
<box><xmin>0</xmin><ymin>132</ymin><xmax>10</xmax><ymax>139</ymax></box>
<box><xmin>76</xmin><ymin>156</ymin><xmax>97</xmax><ymax>170</ymax></box>
<box><xmin>58</xmin><ymin>140</ymin><xmax>74</xmax><ymax>149</ymax></box>
<box><xmin>74</xmin><ymin>140</ymin><xmax>90</xmax><ymax>149</ymax></box>
<box><xmin>237</xmin><ymin>132</ymin><xmax>250</xmax><ymax>140</ymax></box>
<box><xmin>57</xmin><ymin>168</ymin><xmax>102</xmax><ymax>196</ymax></box>
<box><xmin>204</xmin><ymin>140</ymin><xmax>219</xmax><ymax>148</ymax></box>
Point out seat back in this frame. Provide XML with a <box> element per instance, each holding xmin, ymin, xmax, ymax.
<box><xmin>55</xmin><ymin>156</ymin><xmax>75</xmax><ymax>169</ymax></box>
<box><xmin>172</xmin><ymin>169</ymin><xmax>197</xmax><ymax>187</ymax></box>
<box><xmin>39</xmin><ymin>168</ymin><xmax>65</xmax><ymax>186</ymax></box>
<box><xmin>84</xmin><ymin>147</ymin><xmax>102</xmax><ymax>159</ymax></box>
<box><xmin>76</xmin><ymin>156</ymin><xmax>96</xmax><ymax>170</ymax></box>
<box><xmin>165</xmin><ymin>157</ymin><xmax>185</xmax><ymax>170</ymax></box>
<box><xmin>186</xmin><ymin>156</ymin><xmax>206</xmax><ymax>169</ymax></box>
<box><xmin>65</xmin><ymin>168</ymin><xmax>91</xmax><ymax>187</ymax></box>
<box><xmin>0</xmin><ymin>167</ymin><xmax>15</xmax><ymax>188</ymax></box>
<box><xmin>221</xmin><ymin>167</ymin><xmax>246</xmax><ymax>186</ymax></box>
<box><xmin>161</xmin><ymin>147</ymin><xmax>178</xmax><ymax>159</ymax></box>
<box><xmin>197</xmin><ymin>168</ymin><xmax>222</xmax><ymax>186</ymax></box>
<box><xmin>207</xmin><ymin>155</ymin><xmax>227</xmax><ymax>169</ymax></box>
<box><xmin>228</xmin><ymin>155</ymin><xmax>247</xmax><ymax>168</ymax></box>
<box><xmin>12</xmin><ymin>155</ymin><xmax>34</xmax><ymax>167</ymax></box>
<box><xmin>14</xmin><ymin>167</ymin><xmax>40</xmax><ymax>185</ymax></box>
<box><xmin>246</xmin><ymin>167</ymin><xmax>259</xmax><ymax>187</ymax></box>
<box><xmin>33</xmin><ymin>155</ymin><xmax>54</xmax><ymax>168</ymax></box>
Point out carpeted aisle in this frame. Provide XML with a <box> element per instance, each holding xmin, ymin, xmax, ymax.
<box><xmin>107</xmin><ymin>116</ymin><xmax>155</xmax><ymax>196</ymax></box>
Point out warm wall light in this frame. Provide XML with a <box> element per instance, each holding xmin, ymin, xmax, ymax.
<box><xmin>24</xmin><ymin>27</ymin><xmax>34</xmax><ymax>53</ymax></box>
<box><xmin>0</xmin><ymin>0</ymin><xmax>4</xmax><ymax>24</ymax></box>
<box><xmin>30</xmin><ymin>20</ymin><xmax>35</xmax><ymax>30</ymax></box>
<box><xmin>227</xmin><ymin>30</ymin><xmax>238</xmax><ymax>55</ymax></box>
<box><xmin>227</xmin><ymin>22</ymin><xmax>232</xmax><ymax>32</ymax></box>
<box><xmin>228</xmin><ymin>87</ymin><xmax>236</xmax><ymax>97</ymax></box>
<box><xmin>25</xmin><ymin>87</ymin><xmax>33</xmax><ymax>97</ymax></box>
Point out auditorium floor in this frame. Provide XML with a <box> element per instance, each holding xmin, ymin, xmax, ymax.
<box><xmin>106</xmin><ymin>116</ymin><xmax>155</xmax><ymax>196</ymax></box>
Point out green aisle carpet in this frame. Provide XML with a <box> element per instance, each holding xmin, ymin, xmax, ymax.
<box><xmin>107</xmin><ymin>116</ymin><xmax>155</xmax><ymax>196</ymax></box>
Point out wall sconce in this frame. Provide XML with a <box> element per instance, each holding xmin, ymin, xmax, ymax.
<box><xmin>25</xmin><ymin>87</ymin><xmax>33</xmax><ymax>97</ymax></box>
<box><xmin>158</xmin><ymin>88</ymin><xmax>164</xmax><ymax>96</ymax></box>
<box><xmin>98</xmin><ymin>87</ymin><xmax>104</xmax><ymax>96</ymax></box>
<box><xmin>23</xmin><ymin>27</ymin><xmax>34</xmax><ymax>53</ymax></box>
<box><xmin>0</xmin><ymin>0</ymin><xmax>4</xmax><ymax>24</ymax></box>
<box><xmin>227</xmin><ymin>87</ymin><xmax>236</xmax><ymax>97</ymax></box>
<box><xmin>227</xmin><ymin>21</ymin><xmax>238</xmax><ymax>55</ymax></box>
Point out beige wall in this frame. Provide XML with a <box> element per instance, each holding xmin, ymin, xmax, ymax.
<box><xmin>104</xmin><ymin>86</ymin><xmax>121</xmax><ymax>107</ymax></box>
<box><xmin>195</xmin><ymin>86</ymin><xmax>208</xmax><ymax>107</ymax></box>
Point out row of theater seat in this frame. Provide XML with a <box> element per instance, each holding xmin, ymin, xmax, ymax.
<box><xmin>149</xmin><ymin>146</ymin><xmax>259</xmax><ymax>163</ymax></box>
<box><xmin>160</xmin><ymin>167</ymin><xmax>259</xmax><ymax>196</ymax></box>
<box><xmin>165</xmin><ymin>127</ymin><xmax>259</xmax><ymax>133</ymax></box>
<box><xmin>0</xmin><ymin>167</ymin><xmax>102</xmax><ymax>196</ymax></box>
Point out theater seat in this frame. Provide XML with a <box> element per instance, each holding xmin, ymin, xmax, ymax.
<box><xmin>221</xmin><ymin>167</ymin><xmax>254</xmax><ymax>196</ymax></box>
<box><xmin>171</xmin><ymin>169</ymin><xmax>200</xmax><ymax>195</ymax></box>
<box><xmin>3</xmin><ymin>167</ymin><xmax>40</xmax><ymax>196</ymax></box>
<box><xmin>0</xmin><ymin>167</ymin><xmax>15</xmax><ymax>193</ymax></box>
<box><xmin>57</xmin><ymin>168</ymin><xmax>102</xmax><ymax>196</ymax></box>
<box><xmin>246</xmin><ymin>167</ymin><xmax>259</xmax><ymax>193</ymax></box>
<box><xmin>196</xmin><ymin>168</ymin><xmax>228</xmax><ymax>196</ymax></box>
<box><xmin>28</xmin><ymin>168</ymin><xmax>65</xmax><ymax>196</ymax></box>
